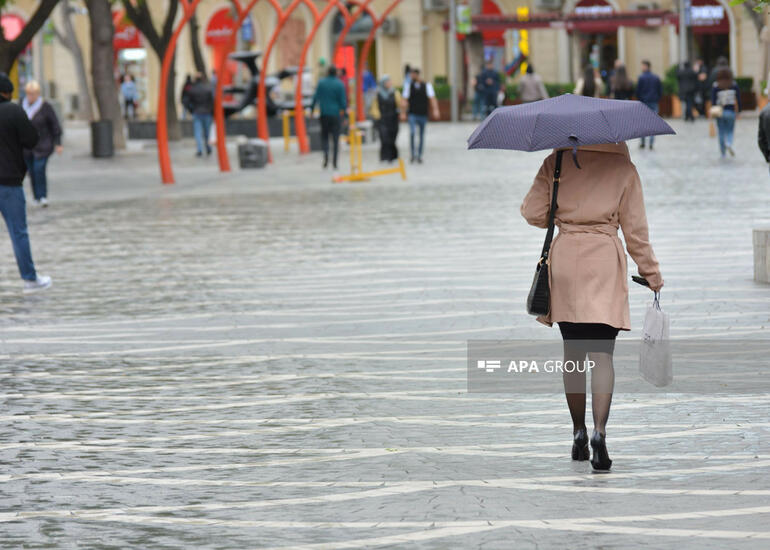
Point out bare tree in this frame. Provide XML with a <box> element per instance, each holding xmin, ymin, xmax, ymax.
<box><xmin>189</xmin><ymin>13</ymin><xmax>207</xmax><ymax>77</ymax></box>
<box><xmin>121</xmin><ymin>0</ymin><xmax>182</xmax><ymax>140</ymax></box>
<box><xmin>0</xmin><ymin>0</ymin><xmax>60</xmax><ymax>74</ymax></box>
<box><xmin>51</xmin><ymin>0</ymin><xmax>94</xmax><ymax>120</ymax></box>
<box><xmin>84</xmin><ymin>0</ymin><xmax>126</xmax><ymax>149</ymax></box>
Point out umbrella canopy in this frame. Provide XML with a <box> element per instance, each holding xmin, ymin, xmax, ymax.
<box><xmin>467</xmin><ymin>94</ymin><xmax>675</xmax><ymax>153</ymax></box>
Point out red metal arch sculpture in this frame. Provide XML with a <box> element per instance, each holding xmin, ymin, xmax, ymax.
<box><xmin>355</xmin><ymin>0</ymin><xmax>404</xmax><ymax>122</ymax></box>
<box><xmin>212</xmin><ymin>0</ymin><xmax>262</xmax><ymax>173</ymax></box>
<box><xmin>294</xmin><ymin>0</ymin><xmax>378</xmax><ymax>154</ymax></box>
<box><xmin>256</xmin><ymin>0</ymin><xmax>321</xmax><ymax>162</ymax></box>
<box><xmin>157</xmin><ymin>0</ymin><xmax>204</xmax><ymax>184</ymax></box>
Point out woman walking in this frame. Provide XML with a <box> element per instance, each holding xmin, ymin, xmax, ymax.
<box><xmin>22</xmin><ymin>80</ymin><xmax>62</xmax><ymax>207</ymax></box>
<box><xmin>520</xmin><ymin>142</ymin><xmax>663</xmax><ymax>470</ymax></box>
<box><xmin>574</xmin><ymin>65</ymin><xmax>603</xmax><ymax>98</ymax></box>
<box><xmin>711</xmin><ymin>68</ymin><xmax>741</xmax><ymax>158</ymax></box>
<box><xmin>370</xmin><ymin>75</ymin><xmax>402</xmax><ymax>163</ymax></box>
<box><xmin>609</xmin><ymin>65</ymin><xmax>634</xmax><ymax>100</ymax></box>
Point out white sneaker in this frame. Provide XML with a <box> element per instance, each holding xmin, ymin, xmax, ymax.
<box><xmin>40</xmin><ymin>197</ymin><xmax>49</xmax><ymax>207</ymax></box>
<box><xmin>727</xmin><ymin>146</ymin><xmax>735</xmax><ymax>157</ymax></box>
<box><xmin>23</xmin><ymin>275</ymin><xmax>52</xmax><ymax>293</ymax></box>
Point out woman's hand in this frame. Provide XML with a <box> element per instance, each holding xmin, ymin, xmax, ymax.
<box><xmin>650</xmin><ymin>280</ymin><xmax>664</xmax><ymax>292</ymax></box>
<box><xmin>55</xmin><ymin>145</ymin><xmax>63</xmax><ymax>155</ymax></box>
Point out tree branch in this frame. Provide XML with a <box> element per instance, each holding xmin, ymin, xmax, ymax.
<box><xmin>7</xmin><ymin>0</ymin><xmax>59</xmax><ymax>61</ymax></box>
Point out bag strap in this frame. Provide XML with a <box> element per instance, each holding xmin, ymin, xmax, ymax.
<box><xmin>539</xmin><ymin>150</ymin><xmax>564</xmax><ymax>263</ymax></box>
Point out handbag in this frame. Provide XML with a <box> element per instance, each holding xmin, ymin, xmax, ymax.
<box><xmin>527</xmin><ymin>150</ymin><xmax>564</xmax><ymax>316</ymax></box>
<box><xmin>639</xmin><ymin>292</ymin><xmax>673</xmax><ymax>387</ymax></box>
<box><xmin>709</xmin><ymin>104</ymin><xmax>723</xmax><ymax>118</ymax></box>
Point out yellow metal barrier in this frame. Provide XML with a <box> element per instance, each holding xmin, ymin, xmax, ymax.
<box><xmin>333</xmin><ymin>123</ymin><xmax>407</xmax><ymax>184</ymax></box>
<box><xmin>282</xmin><ymin>110</ymin><xmax>297</xmax><ymax>152</ymax></box>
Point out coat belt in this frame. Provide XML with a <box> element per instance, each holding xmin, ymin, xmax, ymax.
<box><xmin>556</xmin><ymin>222</ymin><xmax>618</xmax><ymax>236</ymax></box>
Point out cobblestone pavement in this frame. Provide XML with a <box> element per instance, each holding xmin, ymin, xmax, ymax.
<box><xmin>1</xmin><ymin>118</ymin><xmax>769</xmax><ymax>549</ymax></box>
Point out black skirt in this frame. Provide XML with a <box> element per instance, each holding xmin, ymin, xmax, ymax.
<box><xmin>559</xmin><ymin>322</ymin><xmax>619</xmax><ymax>354</ymax></box>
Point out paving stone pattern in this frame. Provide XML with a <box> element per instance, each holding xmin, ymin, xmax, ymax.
<box><xmin>0</xmin><ymin>119</ymin><xmax>769</xmax><ymax>548</ymax></box>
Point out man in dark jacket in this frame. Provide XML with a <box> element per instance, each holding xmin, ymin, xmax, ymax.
<box><xmin>188</xmin><ymin>73</ymin><xmax>214</xmax><ymax>157</ymax></box>
<box><xmin>311</xmin><ymin>66</ymin><xmax>347</xmax><ymax>169</ymax></box>
<box><xmin>478</xmin><ymin>61</ymin><xmax>501</xmax><ymax>115</ymax></box>
<box><xmin>635</xmin><ymin>60</ymin><xmax>663</xmax><ymax>150</ymax></box>
<box><xmin>759</xmin><ymin>101</ymin><xmax>770</xmax><ymax>173</ymax></box>
<box><xmin>0</xmin><ymin>73</ymin><xmax>52</xmax><ymax>293</ymax></box>
<box><xmin>677</xmin><ymin>61</ymin><xmax>697</xmax><ymax>122</ymax></box>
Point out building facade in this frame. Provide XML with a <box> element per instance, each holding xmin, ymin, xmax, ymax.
<box><xmin>3</xmin><ymin>0</ymin><xmax>768</xmax><ymax>118</ymax></box>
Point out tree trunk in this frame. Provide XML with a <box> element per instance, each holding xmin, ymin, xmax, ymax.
<box><xmin>121</xmin><ymin>0</ymin><xmax>181</xmax><ymax>141</ymax></box>
<box><xmin>189</xmin><ymin>13</ymin><xmax>207</xmax><ymax>77</ymax></box>
<box><xmin>85</xmin><ymin>0</ymin><xmax>126</xmax><ymax>150</ymax></box>
<box><xmin>0</xmin><ymin>0</ymin><xmax>60</xmax><ymax>74</ymax></box>
<box><xmin>55</xmin><ymin>0</ymin><xmax>94</xmax><ymax>121</ymax></box>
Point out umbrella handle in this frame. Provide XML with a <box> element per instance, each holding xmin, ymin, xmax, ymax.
<box><xmin>568</xmin><ymin>135</ymin><xmax>581</xmax><ymax>169</ymax></box>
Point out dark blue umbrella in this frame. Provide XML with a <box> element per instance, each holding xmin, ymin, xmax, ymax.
<box><xmin>467</xmin><ymin>94</ymin><xmax>675</xmax><ymax>166</ymax></box>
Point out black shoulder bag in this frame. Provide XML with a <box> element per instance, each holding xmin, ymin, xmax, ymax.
<box><xmin>526</xmin><ymin>150</ymin><xmax>564</xmax><ymax>316</ymax></box>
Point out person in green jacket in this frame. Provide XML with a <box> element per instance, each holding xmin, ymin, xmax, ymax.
<box><xmin>311</xmin><ymin>67</ymin><xmax>347</xmax><ymax>169</ymax></box>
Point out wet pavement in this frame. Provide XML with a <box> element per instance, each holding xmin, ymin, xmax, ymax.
<box><xmin>1</xmin><ymin>118</ymin><xmax>770</xmax><ymax>548</ymax></box>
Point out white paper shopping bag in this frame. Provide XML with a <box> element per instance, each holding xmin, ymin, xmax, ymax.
<box><xmin>639</xmin><ymin>292</ymin><xmax>672</xmax><ymax>387</ymax></box>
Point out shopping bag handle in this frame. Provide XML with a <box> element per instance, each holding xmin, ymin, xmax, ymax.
<box><xmin>653</xmin><ymin>291</ymin><xmax>661</xmax><ymax>310</ymax></box>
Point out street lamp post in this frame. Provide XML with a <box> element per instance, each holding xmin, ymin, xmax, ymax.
<box><xmin>449</xmin><ymin>0</ymin><xmax>459</xmax><ymax>123</ymax></box>
<box><xmin>678</xmin><ymin>0</ymin><xmax>688</xmax><ymax>66</ymax></box>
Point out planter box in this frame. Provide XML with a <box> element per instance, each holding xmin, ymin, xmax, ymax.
<box><xmin>436</xmin><ymin>98</ymin><xmax>466</xmax><ymax>121</ymax></box>
<box><xmin>658</xmin><ymin>95</ymin><xmax>673</xmax><ymax>118</ymax></box>
<box><xmin>739</xmin><ymin>91</ymin><xmax>757</xmax><ymax>111</ymax></box>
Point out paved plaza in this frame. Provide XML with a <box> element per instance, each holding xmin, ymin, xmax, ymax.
<box><xmin>1</xmin><ymin>118</ymin><xmax>770</xmax><ymax>548</ymax></box>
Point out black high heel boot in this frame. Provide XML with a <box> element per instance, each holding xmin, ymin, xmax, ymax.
<box><xmin>590</xmin><ymin>431</ymin><xmax>612</xmax><ymax>471</ymax></box>
<box><xmin>571</xmin><ymin>428</ymin><xmax>589</xmax><ymax>461</ymax></box>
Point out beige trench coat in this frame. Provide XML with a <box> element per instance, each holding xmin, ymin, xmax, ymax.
<box><xmin>520</xmin><ymin>142</ymin><xmax>663</xmax><ymax>330</ymax></box>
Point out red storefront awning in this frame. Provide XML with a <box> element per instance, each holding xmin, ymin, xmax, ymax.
<box><xmin>471</xmin><ymin>10</ymin><xmax>678</xmax><ymax>33</ymax></box>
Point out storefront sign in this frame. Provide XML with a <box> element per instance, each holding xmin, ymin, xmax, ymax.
<box><xmin>457</xmin><ymin>4</ymin><xmax>472</xmax><ymax>35</ymax></box>
<box><xmin>690</xmin><ymin>5</ymin><xmax>724</xmax><ymax>26</ymax></box>
<box><xmin>113</xmin><ymin>10</ymin><xmax>141</xmax><ymax>50</ymax></box>
<box><xmin>1</xmin><ymin>14</ymin><xmax>25</xmax><ymax>41</ymax></box>
<box><xmin>206</xmin><ymin>8</ymin><xmax>238</xmax><ymax>46</ymax></box>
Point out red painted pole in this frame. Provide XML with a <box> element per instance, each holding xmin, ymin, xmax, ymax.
<box><xmin>332</xmin><ymin>0</ymin><xmax>376</xmax><ymax>64</ymax></box>
<box><xmin>157</xmin><ymin>0</ymin><xmax>203</xmax><ymax>184</ymax></box>
<box><xmin>213</xmin><ymin>0</ymin><xmax>261</xmax><ymax>173</ymax></box>
<box><xmin>356</xmin><ymin>0</ymin><xmax>404</xmax><ymax>122</ymax></box>
<box><xmin>257</xmin><ymin>0</ymin><xmax>303</xmax><ymax>163</ymax></box>
<box><xmin>295</xmin><ymin>1</ymin><xmax>345</xmax><ymax>154</ymax></box>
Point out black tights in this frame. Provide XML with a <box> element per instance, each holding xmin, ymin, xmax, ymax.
<box><xmin>559</xmin><ymin>323</ymin><xmax>618</xmax><ymax>436</ymax></box>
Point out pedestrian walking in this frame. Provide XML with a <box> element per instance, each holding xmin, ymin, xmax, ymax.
<box><xmin>181</xmin><ymin>74</ymin><xmax>194</xmax><ymax>120</ymax></box>
<box><xmin>711</xmin><ymin>67</ymin><xmax>741</xmax><ymax>158</ymax></box>
<box><xmin>468</xmin><ymin>94</ymin><xmax>673</xmax><ymax>472</ymax></box>
<box><xmin>188</xmin><ymin>73</ymin><xmax>214</xmax><ymax>158</ymax></box>
<box><xmin>401</xmin><ymin>68</ymin><xmax>440</xmax><ymax>164</ymax></box>
<box><xmin>518</xmin><ymin>65</ymin><xmax>549</xmax><ymax>103</ymax></box>
<box><xmin>369</xmin><ymin>75</ymin><xmax>401</xmax><ymax>163</ymax></box>
<box><xmin>708</xmin><ymin>56</ymin><xmax>729</xmax><ymax>89</ymax></box>
<box><xmin>311</xmin><ymin>66</ymin><xmax>347</xmax><ymax>170</ymax></box>
<box><xmin>677</xmin><ymin>61</ymin><xmax>697</xmax><ymax>122</ymax></box>
<box><xmin>478</xmin><ymin>61</ymin><xmax>501</xmax><ymax>115</ymax></box>
<box><xmin>609</xmin><ymin>64</ymin><xmax>633</xmax><ymax>100</ymax></box>
<box><xmin>574</xmin><ymin>65</ymin><xmax>603</xmax><ymax>98</ymax></box>
<box><xmin>0</xmin><ymin>73</ymin><xmax>52</xmax><ymax>293</ymax></box>
<box><xmin>471</xmin><ymin>75</ymin><xmax>485</xmax><ymax>120</ymax></box>
<box><xmin>693</xmin><ymin>59</ymin><xmax>709</xmax><ymax>117</ymax></box>
<box><xmin>759</xmin><ymin>100</ymin><xmax>770</xmax><ymax>174</ymax></box>
<box><xmin>521</xmin><ymin>142</ymin><xmax>663</xmax><ymax>471</ymax></box>
<box><xmin>635</xmin><ymin>60</ymin><xmax>663</xmax><ymax>150</ymax></box>
<box><xmin>120</xmin><ymin>74</ymin><xmax>139</xmax><ymax>120</ymax></box>
<box><xmin>21</xmin><ymin>80</ymin><xmax>62</xmax><ymax>207</ymax></box>
<box><xmin>362</xmin><ymin>64</ymin><xmax>377</xmax><ymax>115</ymax></box>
